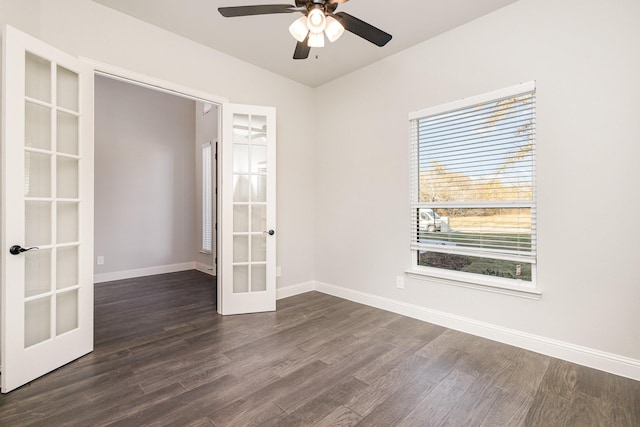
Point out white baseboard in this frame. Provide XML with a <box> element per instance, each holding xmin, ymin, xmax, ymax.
<box><xmin>276</xmin><ymin>281</ymin><xmax>315</xmax><ymax>300</ymax></box>
<box><xmin>281</xmin><ymin>280</ymin><xmax>640</xmax><ymax>382</ymax></box>
<box><xmin>94</xmin><ymin>262</ymin><xmax>197</xmax><ymax>284</ymax></box>
<box><xmin>195</xmin><ymin>262</ymin><xmax>216</xmax><ymax>276</ymax></box>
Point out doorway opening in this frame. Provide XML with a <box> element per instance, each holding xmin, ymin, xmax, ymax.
<box><xmin>93</xmin><ymin>74</ymin><xmax>219</xmax><ymax>313</ymax></box>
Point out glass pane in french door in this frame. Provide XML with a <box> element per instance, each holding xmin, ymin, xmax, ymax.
<box><xmin>25</xmin><ymin>101</ymin><xmax>51</xmax><ymax>150</ymax></box>
<box><xmin>25</xmin><ymin>297</ymin><xmax>51</xmax><ymax>347</ymax></box>
<box><xmin>25</xmin><ymin>249</ymin><xmax>52</xmax><ymax>298</ymax></box>
<box><xmin>56</xmin><ymin>65</ymin><xmax>79</xmax><ymax>112</ymax></box>
<box><xmin>25</xmin><ymin>52</ymin><xmax>51</xmax><ymax>103</ymax></box>
<box><xmin>56</xmin><ymin>289</ymin><xmax>78</xmax><ymax>335</ymax></box>
<box><xmin>22</xmin><ymin>49</ymin><xmax>82</xmax><ymax>348</ymax></box>
<box><xmin>232</xmin><ymin>113</ymin><xmax>268</xmax><ymax>294</ymax></box>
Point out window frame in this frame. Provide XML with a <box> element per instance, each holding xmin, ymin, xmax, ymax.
<box><xmin>406</xmin><ymin>82</ymin><xmax>540</xmax><ymax>298</ymax></box>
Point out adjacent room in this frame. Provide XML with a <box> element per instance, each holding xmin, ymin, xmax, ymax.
<box><xmin>0</xmin><ymin>0</ymin><xmax>638</xmax><ymax>425</ymax></box>
<box><xmin>93</xmin><ymin>75</ymin><xmax>217</xmax><ymax>284</ymax></box>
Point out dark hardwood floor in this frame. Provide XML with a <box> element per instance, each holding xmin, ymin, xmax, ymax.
<box><xmin>0</xmin><ymin>270</ymin><xmax>638</xmax><ymax>426</ymax></box>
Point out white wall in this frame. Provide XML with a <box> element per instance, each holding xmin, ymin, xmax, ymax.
<box><xmin>0</xmin><ymin>0</ymin><xmax>317</xmax><ymax>289</ymax></box>
<box><xmin>313</xmin><ymin>0</ymin><xmax>640</xmax><ymax>365</ymax></box>
<box><xmin>0</xmin><ymin>0</ymin><xmax>41</xmax><ymax>38</ymax></box>
<box><xmin>94</xmin><ymin>76</ymin><xmax>196</xmax><ymax>275</ymax></box>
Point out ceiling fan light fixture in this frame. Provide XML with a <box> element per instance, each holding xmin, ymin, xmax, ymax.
<box><xmin>218</xmin><ymin>0</ymin><xmax>393</xmax><ymax>60</ymax></box>
<box><xmin>307</xmin><ymin>31</ymin><xmax>325</xmax><ymax>48</ymax></box>
<box><xmin>306</xmin><ymin>8</ymin><xmax>326</xmax><ymax>33</ymax></box>
<box><xmin>289</xmin><ymin>16</ymin><xmax>309</xmax><ymax>42</ymax></box>
<box><xmin>324</xmin><ymin>16</ymin><xmax>345</xmax><ymax>42</ymax></box>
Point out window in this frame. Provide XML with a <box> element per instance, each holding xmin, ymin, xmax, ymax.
<box><xmin>202</xmin><ymin>143</ymin><xmax>213</xmax><ymax>253</ymax></box>
<box><xmin>409</xmin><ymin>82</ymin><xmax>536</xmax><ymax>291</ymax></box>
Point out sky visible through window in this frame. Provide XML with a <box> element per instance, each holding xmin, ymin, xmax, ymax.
<box><xmin>418</xmin><ymin>94</ymin><xmax>534</xmax><ymax>202</ymax></box>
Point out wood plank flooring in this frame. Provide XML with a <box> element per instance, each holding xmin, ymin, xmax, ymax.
<box><xmin>1</xmin><ymin>270</ymin><xmax>638</xmax><ymax>426</ymax></box>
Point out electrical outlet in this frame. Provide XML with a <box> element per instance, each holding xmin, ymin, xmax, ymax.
<box><xmin>97</xmin><ymin>256</ymin><xmax>104</xmax><ymax>265</ymax></box>
<box><xmin>396</xmin><ymin>276</ymin><xmax>404</xmax><ymax>289</ymax></box>
<box><xmin>276</xmin><ymin>266</ymin><xmax>282</xmax><ymax>277</ymax></box>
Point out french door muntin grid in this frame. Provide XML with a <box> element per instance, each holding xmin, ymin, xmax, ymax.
<box><xmin>231</xmin><ymin>113</ymin><xmax>268</xmax><ymax>294</ymax></box>
<box><xmin>23</xmin><ymin>50</ymin><xmax>81</xmax><ymax>348</ymax></box>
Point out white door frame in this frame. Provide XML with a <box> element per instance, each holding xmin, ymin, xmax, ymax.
<box><xmin>83</xmin><ymin>58</ymin><xmax>228</xmax><ymax>313</ymax></box>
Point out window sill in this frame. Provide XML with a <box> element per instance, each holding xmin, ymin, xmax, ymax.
<box><xmin>405</xmin><ymin>267</ymin><xmax>542</xmax><ymax>300</ymax></box>
<box><xmin>200</xmin><ymin>250</ymin><xmax>212</xmax><ymax>255</ymax></box>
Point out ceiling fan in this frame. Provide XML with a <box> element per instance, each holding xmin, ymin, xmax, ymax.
<box><xmin>218</xmin><ymin>0</ymin><xmax>392</xmax><ymax>60</ymax></box>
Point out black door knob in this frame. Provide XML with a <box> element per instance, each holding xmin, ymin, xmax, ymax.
<box><xmin>9</xmin><ymin>245</ymin><xmax>39</xmax><ymax>255</ymax></box>
<box><xmin>265</xmin><ymin>229</ymin><xmax>275</xmax><ymax>236</ymax></box>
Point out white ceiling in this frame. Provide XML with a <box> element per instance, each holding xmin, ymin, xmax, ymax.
<box><xmin>91</xmin><ymin>0</ymin><xmax>518</xmax><ymax>87</ymax></box>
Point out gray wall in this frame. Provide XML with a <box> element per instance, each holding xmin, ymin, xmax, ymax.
<box><xmin>313</xmin><ymin>0</ymin><xmax>640</xmax><ymax>362</ymax></box>
<box><xmin>94</xmin><ymin>76</ymin><xmax>196</xmax><ymax>275</ymax></box>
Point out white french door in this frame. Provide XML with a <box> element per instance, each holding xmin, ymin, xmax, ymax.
<box><xmin>1</xmin><ymin>26</ymin><xmax>94</xmax><ymax>393</ymax></box>
<box><xmin>220</xmin><ymin>104</ymin><xmax>276</xmax><ymax>315</ymax></box>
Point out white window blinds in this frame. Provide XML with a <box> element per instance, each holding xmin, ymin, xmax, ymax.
<box><xmin>202</xmin><ymin>143</ymin><xmax>213</xmax><ymax>253</ymax></box>
<box><xmin>409</xmin><ymin>82</ymin><xmax>536</xmax><ymax>266</ymax></box>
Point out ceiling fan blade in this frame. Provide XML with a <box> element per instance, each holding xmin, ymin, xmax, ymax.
<box><xmin>294</xmin><ymin>0</ymin><xmax>307</xmax><ymax>6</ymax></box>
<box><xmin>333</xmin><ymin>12</ymin><xmax>392</xmax><ymax>47</ymax></box>
<box><xmin>293</xmin><ymin>37</ymin><xmax>311</xmax><ymax>60</ymax></box>
<box><xmin>328</xmin><ymin>0</ymin><xmax>350</xmax><ymax>3</ymax></box>
<box><xmin>218</xmin><ymin>4</ymin><xmax>297</xmax><ymax>17</ymax></box>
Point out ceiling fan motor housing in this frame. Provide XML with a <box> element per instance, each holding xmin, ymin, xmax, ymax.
<box><xmin>301</xmin><ymin>0</ymin><xmax>339</xmax><ymax>15</ymax></box>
